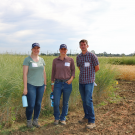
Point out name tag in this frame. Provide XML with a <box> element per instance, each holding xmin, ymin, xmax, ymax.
<box><xmin>85</xmin><ymin>62</ymin><xmax>90</xmax><ymax>67</ymax></box>
<box><xmin>65</xmin><ymin>62</ymin><xmax>70</xmax><ymax>67</ymax></box>
<box><xmin>32</xmin><ymin>63</ymin><xmax>38</xmax><ymax>67</ymax></box>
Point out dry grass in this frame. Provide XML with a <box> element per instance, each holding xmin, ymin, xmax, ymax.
<box><xmin>114</xmin><ymin>65</ymin><xmax>135</xmax><ymax>81</ymax></box>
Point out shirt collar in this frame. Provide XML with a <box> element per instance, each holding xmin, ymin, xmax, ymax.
<box><xmin>81</xmin><ymin>51</ymin><xmax>89</xmax><ymax>56</ymax></box>
<box><xmin>58</xmin><ymin>55</ymin><xmax>68</xmax><ymax>60</ymax></box>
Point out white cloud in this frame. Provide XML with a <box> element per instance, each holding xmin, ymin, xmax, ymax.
<box><xmin>0</xmin><ymin>0</ymin><xmax>135</xmax><ymax>54</ymax></box>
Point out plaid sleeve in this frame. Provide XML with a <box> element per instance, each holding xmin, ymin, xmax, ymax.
<box><xmin>92</xmin><ymin>54</ymin><xmax>99</xmax><ymax>66</ymax></box>
<box><xmin>76</xmin><ymin>55</ymin><xmax>80</xmax><ymax>67</ymax></box>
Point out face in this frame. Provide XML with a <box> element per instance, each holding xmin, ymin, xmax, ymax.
<box><xmin>59</xmin><ymin>48</ymin><xmax>67</xmax><ymax>55</ymax></box>
<box><xmin>32</xmin><ymin>46</ymin><xmax>40</xmax><ymax>55</ymax></box>
<box><xmin>80</xmin><ymin>42</ymin><xmax>89</xmax><ymax>51</ymax></box>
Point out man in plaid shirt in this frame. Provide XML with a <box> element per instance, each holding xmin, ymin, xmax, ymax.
<box><xmin>76</xmin><ymin>39</ymin><xmax>99</xmax><ymax>129</ymax></box>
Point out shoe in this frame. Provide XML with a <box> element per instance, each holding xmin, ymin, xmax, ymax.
<box><xmin>27</xmin><ymin>120</ymin><xmax>33</xmax><ymax>128</ymax></box>
<box><xmin>86</xmin><ymin>123</ymin><xmax>96</xmax><ymax>129</ymax></box>
<box><xmin>78</xmin><ymin>118</ymin><xmax>88</xmax><ymax>124</ymax></box>
<box><xmin>32</xmin><ymin>119</ymin><xmax>40</xmax><ymax>128</ymax></box>
<box><xmin>60</xmin><ymin>121</ymin><xmax>66</xmax><ymax>125</ymax></box>
<box><xmin>54</xmin><ymin>120</ymin><xmax>59</xmax><ymax>125</ymax></box>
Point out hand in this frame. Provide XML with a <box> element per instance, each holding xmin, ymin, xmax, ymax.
<box><xmin>23</xmin><ymin>88</ymin><xmax>28</xmax><ymax>95</ymax></box>
<box><xmin>66</xmin><ymin>79</ymin><xmax>72</xmax><ymax>85</ymax></box>
<box><xmin>44</xmin><ymin>86</ymin><xmax>46</xmax><ymax>92</ymax></box>
<box><xmin>51</xmin><ymin>85</ymin><xmax>54</xmax><ymax>92</ymax></box>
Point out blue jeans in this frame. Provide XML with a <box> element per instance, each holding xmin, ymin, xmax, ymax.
<box><xmin>53</xmin><ymin>81</ymin><xmax>72</xmax><ymax>121</ymax></box>
<box><xmin>26</xmin><ymin>83</ymin><xmax>44</xmax><ymax>120</ymax></box>
<box><xmin>79</xmin><ymin>83</ymin><xmax>95</xmax><ymax>123</ymax></box>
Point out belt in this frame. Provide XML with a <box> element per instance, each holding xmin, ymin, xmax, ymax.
<box><xmin>55</xmin><ymin>79</ymin><xmax>69</xmax><ymax>82</ymax></box>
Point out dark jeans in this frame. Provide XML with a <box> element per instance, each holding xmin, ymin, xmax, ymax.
<box><xmin>26</xmin><ymin>83</ymin><xmax>44</xmax><ymax>120</ymax></box>
<box><xmin>79</xmin><ymin>83</ymin><xmax>95</xmax><ymax>123</ymax></box>
<box><xmin>53</xmin><ymin>80</ymin><xmax>72</xmax><ymax>121</ymax></box>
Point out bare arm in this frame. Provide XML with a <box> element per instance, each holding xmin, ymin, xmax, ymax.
<box><xmin>44</xmin><ymin>67</ymin><xmax>46</xmax><ymax>92</ymax></box>
<box><xmin>95</xmin><ymin>65</ymin><xmax>99</xmax><ymax>72</ymax></box>
<box><xmin>51</xmin><ymin>81</ymin><xmax>54</xmax><ymax>92</ymax></box>
<box><xmin>23</xmin><ymin>65</ymin><xmax>28</xmax><ymax>95</ymax></box>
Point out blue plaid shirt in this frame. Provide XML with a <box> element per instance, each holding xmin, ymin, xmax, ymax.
<box><xmin>76</xmin><ymin>51</ymin><xmax>99</xmax><ymax>84</ymax></box>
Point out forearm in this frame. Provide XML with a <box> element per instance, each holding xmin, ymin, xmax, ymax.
<box><xmin>70</xmin><ymin>76</ymin><xmax>74</xmax><ymax>81</ymax></box>
<box><xmin>23</xmin><ymin>74</ymin><xmax>27</xmax><ymax>89</ymax></box>
<box><xmin>44</xmin><ymin>72</ymin><xmax>46</xmax><ymax>85</ymax></box>
<box><xmin>95</xmin><ymin>65</ymin><xmax>99</xmax><ymax>72</ymax></box>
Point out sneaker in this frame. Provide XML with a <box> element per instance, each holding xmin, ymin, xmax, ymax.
<box><xmin>78</xmin><ymin>118</ymin><xmax>88</xmax><ymax>124</ymax></box>
<box><xmin>32</xmin><ymin>119</ymin><xmax>40</xmax><ymax>128</ymax></box>
<box><xmin>86</xmin><ymin>123</ymin><xmax>96</xmax><ymax>129</ymax></box>
<box><xmin>54</xmin><ymin>120</ymin><xmax>59</xmax><ymax>125</ymax></box>
<box><xmin>60</xmin><ymin>121</ymin><xmax>66</xmax><ymax>125</ymax></box>
<box><xmin>27</xmin><ymin>120</ymin><xmax>33</xmax><ymax>128</ymax></box>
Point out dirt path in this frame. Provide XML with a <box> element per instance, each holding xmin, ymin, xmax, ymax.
<box><xmin>2</xmin><ymin>80</ymin><xmax>135</xmax><ymax>135</ymax></box>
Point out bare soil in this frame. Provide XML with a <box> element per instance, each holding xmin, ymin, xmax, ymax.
<box><xmin>2</xmin><ymin>80</ymin><xmax>135</xmax><ymax>135</ymax></box>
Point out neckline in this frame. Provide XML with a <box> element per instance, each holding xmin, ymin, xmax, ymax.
<box><xmin>81</xmin><ymin>51</ymin><xmax>88</xmax><ymax>56</ymax></box>
<box><xmin>29</xmin><ymin>56</ymin><xmax>40</xmax><ymax>63</ymax></box>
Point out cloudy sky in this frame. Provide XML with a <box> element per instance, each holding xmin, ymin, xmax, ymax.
<box><xmin>0</xmin><ymin>0</ymin><xmax>135</xmax><ymax>55</ymax></box>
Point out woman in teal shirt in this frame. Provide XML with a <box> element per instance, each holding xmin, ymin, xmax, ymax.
<box><xmin>23</xmin><ymin>43</ymin><xmax>46</xmax><ymax>128</ymax></box>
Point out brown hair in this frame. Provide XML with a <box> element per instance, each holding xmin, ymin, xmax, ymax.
<box><xmin>79</xmin><ymin>39</ymin><xmax>88</xmax><ymax>46</ymax></box>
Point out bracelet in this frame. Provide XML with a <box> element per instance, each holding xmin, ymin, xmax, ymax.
<box><xmin>44</xmin><ymin>84</ymin><xmax>47</xmax><ymax>86</ymax></box>
<box><xmin>51</xmin><ymin>83</ymin><xmax>54</xmax><ymax>85</ymax></box>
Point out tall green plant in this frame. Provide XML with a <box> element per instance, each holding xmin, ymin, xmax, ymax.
<box><xmin>94</xmin><ymin>61</ymin><xmax>117</xmax><ymax>102</ymax></box>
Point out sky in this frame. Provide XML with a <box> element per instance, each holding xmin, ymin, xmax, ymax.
<box><xmin>0</xmin><ymin>0</ymin><xmax>135</xmax><ymax>55</ymax></box>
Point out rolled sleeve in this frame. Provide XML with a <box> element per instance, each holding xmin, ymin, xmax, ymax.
<box><xmin>51</xmin><ymin>59</ymin><xmax>56</xmax><ymax>81</ymax></box>
<box><xmin>70</xmin><ymin>58</ymin><xmax>75</xmax><ymax>77</ymax></box>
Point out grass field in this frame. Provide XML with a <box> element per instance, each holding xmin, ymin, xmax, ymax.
<box><xmin>0</xmin><ymin>55</ymin><xmax>134</xmax><ymax>128</ymax></box>
<box><xmin>107</xmin><ymin>57</ymin><xmax>135</xmax><ymax>65</ymax></box>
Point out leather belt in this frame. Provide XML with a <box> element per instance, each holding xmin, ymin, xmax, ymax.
<box><xmin>55</xmin><ymin>79</ymin><xmax>69</xmax><ymax>82</ymax></box>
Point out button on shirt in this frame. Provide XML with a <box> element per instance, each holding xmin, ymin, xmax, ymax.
<box><xmin>76</xmin><ymin>51</ymin><xmax>99</xmax><ymax>84</ymax></box>
<box><xmin>51</xmin><ymin>56</ymin><xmax>75</xmax><ymax>81</ymax></box>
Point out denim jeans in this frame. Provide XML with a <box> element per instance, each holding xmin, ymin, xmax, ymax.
<box><xmin>53</xmin><ymin>80</ymin><xmax>72</xmax><ymax>121</ymax></box>
<box><xmin>79</xmin><ymin>83</ymin><xmax>95</xmax><ymax>123</ymax></box>
<box><xmin>26</xmin><ymin>83</ymin><xmax>44</xmax><ymax>120</ymax></box>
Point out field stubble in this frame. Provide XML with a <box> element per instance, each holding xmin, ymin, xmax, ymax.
<box><xmin>114</xmin><ymin>65</ymin><xmax>135</xmax><ymax>81</ymax></box>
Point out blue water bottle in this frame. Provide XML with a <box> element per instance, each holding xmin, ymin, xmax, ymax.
<box><xmin>50</xmin><ymin>92</ymin><xmax>54</xmax><ymax>107</ymax></box>
<box><xmin>22</xmin><ymin>95</ymin><xmax>28</xmax><ymax>107</ymax></box>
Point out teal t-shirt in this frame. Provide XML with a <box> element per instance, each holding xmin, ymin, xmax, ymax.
<box><xmin>23</xmin><ymin>56</ymin><xmax>45</xmax><ymax>86</ymax></box>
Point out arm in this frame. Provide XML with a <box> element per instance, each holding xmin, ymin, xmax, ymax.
<box><xmin>76</xmin><ymin>56</ymin><xmax>80</xmax><ymax>71</ymax></box>
<box><xmin>51</xmin><ymin>60</ymin><xmax>55</xmax><ymax>91</ymax></box>
<box><xmin>66</xmin><ymin>76</ymin><xmax>74</xmax><ymax>84</ymax></box>
<box><xmin>95</xmin><ymin>65</ymin><xmax>99</xmax><ymax>72</ymax></box>
<box><xmin>51</xmin><ymin>81</ymin><xmax>54</xmax><ymax>92</ymax></box>
<box><xmin>44</xmin><ymin>67</ymin><xmax>46</xmax><ymax>92</ymax></box>
<box><xmin>66</xmin><ymin>58</ymin><xmax>75</xmax><ymax>84</ymax></box>
<box><xmin>23</xmin><ymin>65</ymin><xmax>28</xmax><ymax>95</ymax></box>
